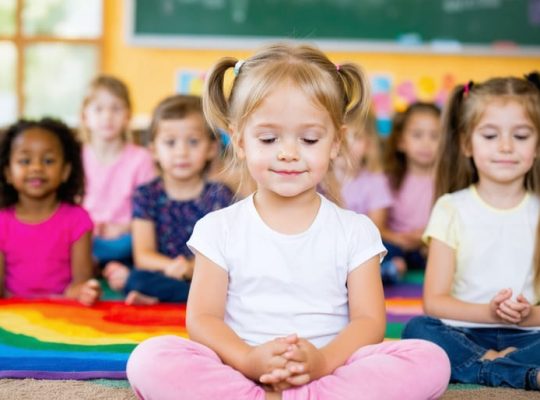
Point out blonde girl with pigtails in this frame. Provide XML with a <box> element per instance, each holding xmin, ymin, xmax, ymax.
<box><xmin>403</xmin><ymin>73</ymin><xmax>540</xmax><ymax>390</ymax></box>
<box><xmin>127</xmin><ymin>43</ymin><xmax>450</xmax><ymax>400</ymax></box>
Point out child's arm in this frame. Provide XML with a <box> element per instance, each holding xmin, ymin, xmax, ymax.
<box><xmin>64</xmin><ymin>231</ymin><xmax>101</xmax><ymax>306</ymax></box>
<box><xmin>187</xmin><ymin>251</ymin><xmax>292</xmax><ymax>381</ymax></box>
<box><xmin>423</xmin><ymin>238</ymin><xmax>502</xmax><ymax>323</ymax></box>
<box><xmin>132</xmin><ymin>218</ymin><xmax>191</xmax><ymax>277</ymax></box>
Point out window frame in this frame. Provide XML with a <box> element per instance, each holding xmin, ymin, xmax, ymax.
<box><xmin>0</xmin><ymin>0</ymin><xmax>103</xmax><ymax>119</ymax></box>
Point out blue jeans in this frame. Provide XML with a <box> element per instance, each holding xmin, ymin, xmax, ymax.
<box><xmin>93</xmin><ymin>234</ymin><xmax>133</xmax><ymax>267</ymax></box>
<box><xmin>125</xmin><ymin>269</ymin><xmax>190</xmax><ymax>303</ymax></box>
<box><xmin>402</xmin><ymin>316</ymin><xmax>540</xmax><ymax>389</ymax></box>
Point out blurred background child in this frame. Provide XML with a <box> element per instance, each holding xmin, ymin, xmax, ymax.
<box><xmin>336</xmin><ymin>111</ymin><xmax>392</xmax><ymax>231</ymax></box>
<box><xmin>80</xmin><ymin>75</ymin><xmax>156</xmax><ymax>269</ymax></box>
<box><xmin>381</xmin><ymin>102</ymin><xmax>441</xmax><ymax>283</ymax></box>
<box><xmin>104</xmin><ymin>94</ymin><xmax>233</xmax><ymax>304</ymax></box>
<box><xmin>0</xmin><ymin>118</ymin><xmax>100</xmax><ymax>306</ymax></box>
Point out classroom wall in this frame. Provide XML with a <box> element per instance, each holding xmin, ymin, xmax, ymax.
<box><xmin>103</xmin><ymin>0</ymin><xmax>540</xmax><ymax>123</ymax></box>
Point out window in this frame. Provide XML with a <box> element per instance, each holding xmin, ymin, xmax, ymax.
<box><xmin>0</xmin><ymin>0</ymin><xmax>102</xmax><ymax>126</ymax></box>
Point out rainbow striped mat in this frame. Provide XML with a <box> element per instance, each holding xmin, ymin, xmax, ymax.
<box><xmin>0</xmin><ymin>280</ymin><xmax>422</xmax><ymax>380</ymax></box>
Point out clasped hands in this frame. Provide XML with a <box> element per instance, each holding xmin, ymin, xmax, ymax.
<box><xmin>245</xmin><ymin>334</ymin><xmax>326</xmax><ymax>392</ymax></box>
<box><xmin>490</xmin><ymin>288</ymin><xmax>531</xmax><ymax>325</ymax></box>
<box><xmin>164</xmin><ymin>256</ymin><xmax>194</xmax><ymax>280</ymax></box>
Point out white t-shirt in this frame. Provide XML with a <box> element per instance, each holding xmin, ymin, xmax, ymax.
<box><xmin>424</xmin><ymin>186</ymin><xmax>540</xmax><ymax>328</ymax></box>
<box><xmin>187</xmin><ymin>194</ymin><xmax>386</xmax><ymax>347</ymax></box>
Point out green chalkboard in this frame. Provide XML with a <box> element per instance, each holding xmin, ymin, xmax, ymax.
<box><xmin>128</xmin><ymin>0</ymin><xmax>540</xmax><ymax>50</ymax></box>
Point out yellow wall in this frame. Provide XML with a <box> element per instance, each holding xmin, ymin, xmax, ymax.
<box><xmin>104</xmin><ymin>0</ymin><xmax>540</xmax><ymax>119</ymax></box>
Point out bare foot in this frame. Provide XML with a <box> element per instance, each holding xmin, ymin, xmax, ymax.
<box><xmin>103</xmin><ymin>261</ymin><xmax>129</xmax><ymax>291</ymax></box>
<box><xmin>125</xmin><ymin>290</ymin><xmax>159</xmax><ymax>305</ymax></box>
<box><xmin>480</xmin><ymin>347</ymin><xmax>517</xmax><ymax>361</ymax></box>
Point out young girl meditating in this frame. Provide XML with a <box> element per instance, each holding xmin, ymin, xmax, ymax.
<box><xmin>403</xmin><ymin>74</ymin><xmax>540</xmax><ymax>390</ymax></box>
<box><xmin>0</xmin><ymin>118</ymin><xmax>99</xmax><ymax>306</ymax></box>
<box><xmin>80</xmin><ymin>75</ymin><xmax>156</xmax><ymax>268</ymax></box>
<box><xmin>104</xmin><ymin>94</ymin><xmax>233</xmax><ymax>304</ymax></box>
<box><xmin>127</xmin><ymin>43</ymin><xmax>450</xmax><ymax>399</ymax></box>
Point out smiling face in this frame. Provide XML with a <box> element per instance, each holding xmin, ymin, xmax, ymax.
<box><xmin>5</xmin><ymin>128</ymin><xmax>71</xmax><ymax>203</ymax></box>
<box><xmin>465</xmin><ymin>99</ymin><xmax>538</xmax><ymax>189</ymax></box>
<box><xmin>234</xmin><ymin>82</ymin><xmax>340</xmax><ymax>200</ymax></box>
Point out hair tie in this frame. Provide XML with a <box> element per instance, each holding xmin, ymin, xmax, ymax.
<box><xmin>234</xmin><ymin>60</ymin><xmax>245</xmax><ymax>76</ymax></box>
<box><xmin>463</xmin><ymin>80</ymin><xmax>474</xmax><ymax>97</ymax></box>
<box><xmin>335</xmin><ymin>64</ymin><xmax>341</xmax><ymax>72</ymax></box>
<box><xmin>525</xmin><ymin>72</ymin><xmax>540</xmax><ymax>91</ymax></box>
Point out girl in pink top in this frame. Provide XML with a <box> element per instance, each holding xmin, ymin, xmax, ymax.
<box><xmin>337</xmin><ymin>112</ymin><xmax>392</xmax><ymax>231</ymax></box>
<box><xmin>381</xmin><ymin>102</ymin><xmax>441</xmax><ymax>282</ymax></box>
<box><xmin>80</xmin><ymin>75</ymin><xmax>156</xmax><ymax>268</ymax></box>
<box><xmin>0</xmin><ymin>118</ymin><xmax>99</xmax><ymax>306</ymax></box>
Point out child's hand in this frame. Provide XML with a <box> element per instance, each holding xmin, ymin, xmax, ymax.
<box><xmin>490</xmin><ymin>288</ymin><xmax>513</xmax><ymax>322</ymax></box>
<box><xmin>244</xmin><ymin>337</ymin><xmax>293</xmax><ymax>384</ymax></box>
<box><xmin>283</xmin><ymin>337</ymin><xmax>326</xmax><ymax>386</ymax></box>
<box><xmin>164</xmin><ymin>256</ymin><xmax>192</xmax><ymax>280</ymax></box>
<box><xmin>78</xmin><ymin>278</ymin><xmax>101</xmax><ymax>306</ymax></box>
<box><xmin>498</xmin><ymin>294</ymin><xmax>532</xmax><ymax>325</ymax></box>
<box><xmin>259</xmin><ymin>334</ymin><xmax>299</xmax><ymax>391</ymax></box>
<box><xmin>394</xmin><ymin>232</ymin><xmax>422</xmax><ymax>251</ymax></box>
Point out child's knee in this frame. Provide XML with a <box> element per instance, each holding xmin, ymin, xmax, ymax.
<box><xmin>127</xmin><ymin>335</ymin><xmax>188</xmax><ymax>384</ymax></box>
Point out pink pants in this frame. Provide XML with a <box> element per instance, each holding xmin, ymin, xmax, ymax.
<box><xmin>127</xmin><ymin>336</ymin><xmax>450</xmax><ymax>400</ymax></box>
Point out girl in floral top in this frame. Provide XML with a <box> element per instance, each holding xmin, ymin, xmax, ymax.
<box><xmin>104</xmin><ymin>94</ymin><xmax>233</xmax><ymax>304</ymax></box>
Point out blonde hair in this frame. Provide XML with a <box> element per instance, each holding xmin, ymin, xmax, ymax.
<box><xmin>203</xmin><ymin>42</ymin><xmax>370</xmax><ymax>202</ymax></box>
<box><xmin>79</xmin><ymin>75</ymin><xmax>132</xmax><ymax>143</ymax></box>
<box><xmin>384</xmin><ymin>102</ymin><xmax>441</xmax><ymax>192</ymax></box>
<box><xmin>436</xmin><ymin>73</ymin><xmax>540</xmax><ymax>295</ymax></box>
<box><xmin>344</xmin><ymin>110</ymin><xmax>383</xmax><ymax>175</ymax></box>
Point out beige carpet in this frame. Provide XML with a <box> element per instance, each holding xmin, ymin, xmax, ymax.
<box><xmin>1</xmin><ymin>379</ymin><xmax>540</xmax><ymax>399</ymax></box>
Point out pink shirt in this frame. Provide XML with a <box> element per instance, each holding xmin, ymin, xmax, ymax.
<box><xmin>0</xmin><ymin>203</ymin><xmax>93</xmax><ymax>297</ymax></box>
<box><xmin>387</xmin><ymin>173</ymin><xmax>434</xmax><ymax>233</ymax></box>
<box><xmin>83</xmin><ymin>143</ymin><xmax>156</xmax><ymax>225</ymax></box>
<box><xmin>341</xmin><ymin>171</ymin><xmax>393</xmax><ymax>215</ymax></box>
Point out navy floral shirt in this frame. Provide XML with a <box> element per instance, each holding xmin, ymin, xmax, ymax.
<box><xmin>132</xmin><ymin>178</ymin><xmax>234</xmax><ymax>258</ymax></box>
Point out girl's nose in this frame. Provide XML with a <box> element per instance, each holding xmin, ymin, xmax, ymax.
<box><xmin>498</xmin><ymin>136</ymin><xmax>513</xmax><ymax>153</ymax></box>
<box><xmin>277</xmin><ymin>141</ymin><xmax>299</xmax><ymax>162</ymax></box>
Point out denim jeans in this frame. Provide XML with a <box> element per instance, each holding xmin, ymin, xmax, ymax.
<box><xmin>93</xmin><ymin>233</ymin><xmax>133</xmax><ymax>267</ymax></box>
<box><xmin>402</xmin><ymin>316</ymin><xmax>540</xmax><ymax>390</ymax></box>
<box><xmin>125</xmin><ymin>269</ymin><xmax>191</xmax><ymax>303</ymax></box>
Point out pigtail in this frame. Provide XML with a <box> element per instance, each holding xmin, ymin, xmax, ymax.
<box><xmin>435</xmin><ymin>84</ymin><xmax>475</xmax><ymax>200</ymax></box>
<box><xmin>337</xmin><ymin>63</ymin><xmax>371</xmax><ymax>125</ymax></box>
<box><xmin>203</xmin><ymin>57</ymin><xmax>237</xmax><ymax>136</ymax></box>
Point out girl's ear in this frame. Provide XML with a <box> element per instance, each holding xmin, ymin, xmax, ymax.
<box><xmin>331</xmin><ymin>125</ymin><xmax>346</xmax><ymax>160</ymax></box>
<box><xmin>461</xmin><ymin>135</ymin><xmax>472</xmax><ymax>157</ymax></box>
<box><xmin>62</xmin><ymin>163</ymin><xmax>72</xmax><ymax>183</ymax></box>
<box><xmin>230</xmin><ymin>125</ymin><xmax>245</xmax><ymax>160</ymax></box>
